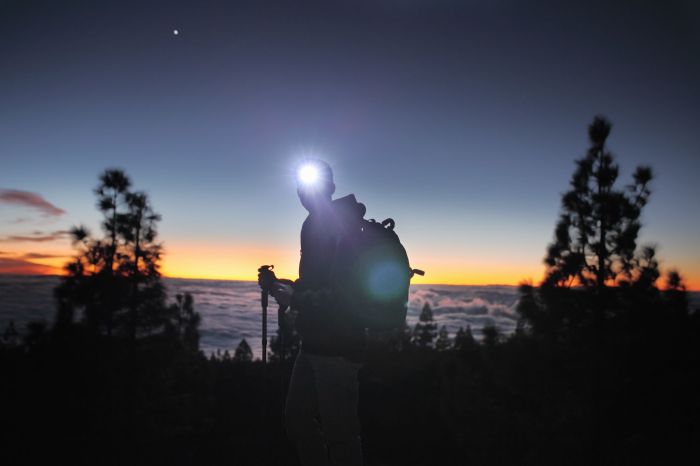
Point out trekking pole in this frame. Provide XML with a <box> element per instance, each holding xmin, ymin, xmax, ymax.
<box><xmin>258</xmin><ymin>265</ymin><xmax>275</xmax><ymax>365</ymax></box>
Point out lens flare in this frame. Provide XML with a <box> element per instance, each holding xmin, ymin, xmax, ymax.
<box><xmin>298</xmin><ymin>163</ymin><xmax>320</xmax><ymax>186</ymax></box>
<box><xmin>366</xmin><ymin>261</ymin><xmax>406</xmax><ymax>301</ymax></box>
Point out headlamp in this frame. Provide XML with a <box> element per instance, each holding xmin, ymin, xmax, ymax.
<box><xmin>297</xmin><ymin>163</ymin><xmax>320</xmax><ymax>186</ymax></box>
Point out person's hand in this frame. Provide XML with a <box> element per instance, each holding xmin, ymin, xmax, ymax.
<box><xmin>270</xmin><ymin>282</ymin><xmax>293</xmax><ymax>307</ymax></box>
<box><xmin>257</xmin><ymin>267</ymin><xmax>277</xmax><ymax>290</ymax></box>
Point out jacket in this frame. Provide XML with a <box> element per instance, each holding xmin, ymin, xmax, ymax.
<box><xmin>290</xmin><ymin>194</ymin><xmax>367</xmax><ymax>362</ymax></box>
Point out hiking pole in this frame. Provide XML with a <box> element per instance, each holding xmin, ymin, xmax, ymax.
<box><xmin>258</xmin><ymin>264</ymin><xmax>275</xmax><ymax>365</ymax></box>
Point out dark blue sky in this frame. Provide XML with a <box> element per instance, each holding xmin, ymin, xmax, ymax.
<box><xmin>1</xmin><ymin>0</ymin><xmax>699</xmax><ymax>285</ymax></box>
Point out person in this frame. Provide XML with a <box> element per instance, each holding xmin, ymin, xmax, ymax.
<box><xmin>260</xmin><ymin>158</ymin><xmax>367</xmax><ymax>466</ymax></box>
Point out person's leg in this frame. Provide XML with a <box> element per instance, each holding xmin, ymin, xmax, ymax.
<box><xmin>285</xmin><ymin>350</ymin><xmax>329</xmax><ymax>466</ymax></box>
<box><xmin>308</xmin><ymin>354</ymin><xmax>363</xmax><ymax>466</ymax></box>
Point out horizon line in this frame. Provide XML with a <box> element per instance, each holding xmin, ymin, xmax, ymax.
<box><xmin>2</xmin><ymin>272</ymin><xmax>699</xmax><ymax>292</ymax></box>
<box><xmin>0</xmin><ymin>272</ymin><xmax>521</xmax><ymax>288</ymax></box>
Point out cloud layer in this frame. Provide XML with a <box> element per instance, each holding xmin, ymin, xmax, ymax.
<box><xmin>0</xmin><ymin>230</ymin><xmax>70</xmax><ymax>243</ymax></box>
<box><xmin>0</xmin><ymin>189</ymin><xmax>65</xmax><ymax>217</ymax></box>
<box><xmin>406</xmin><ymin>285</ymin><xmax>521</xmax><ymax>337</ymax></box>
<box><xmin>0</xmin><ymin>258</ymin><xmax>60</xmax><ymax>275</ymax></box>
<box><xmin>3</xmin><ymin>276</ymin><xmax>698</xmax><ymax>360</ymax></box>
<box><xmin>0</xmin><ymin>277</ymin><xmax>523</xmax><ymax>358</ymax></box>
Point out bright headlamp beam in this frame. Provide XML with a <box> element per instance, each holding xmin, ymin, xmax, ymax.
<box><xmin>298</xmin><ymin>164</ymin><xmax>320</xmax><ymax>186</ymax></box>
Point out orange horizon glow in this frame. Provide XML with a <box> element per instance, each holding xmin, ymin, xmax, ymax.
<box><xmin>158</xmin><ymin>241</ymin><xmax>547</xmax><ymax>286</ymax></box>
<box><xmin>0</xmin><ymin>262</ymin><xmax>63</xmax><ymax>275</ymax></box>
<box><xmin>160</xmin><ymin>269</ymin><xmax>544</xmax><ymax>287</ymax></box>
<box><xmin>159</xmin><ymin>244</ymin><xmax>700</xmax><ymax>290</ymax></box>
<box><xmin>161</xmin><ymin>255</ymin><xmax>700</xmax><ymax>291</ymax></box>
<box><xmin>2</xmin><ymin>243</ymin><xmax>698</xmax><ymax>290</ymax></box>
<box><xmin>3</xmin><ymin>266</ymin><xmax>699</xmax><ymax>291</ymax></box>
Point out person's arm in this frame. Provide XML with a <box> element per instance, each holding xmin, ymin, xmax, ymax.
<box><xmin>289</xmin><ymin>279</ymin><xmax>334</xmax><ymax>313</ymax></box>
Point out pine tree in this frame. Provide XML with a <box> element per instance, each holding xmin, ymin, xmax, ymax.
<box><xmin>481</xmin><ymin>325</ymin><xmax>500</xmax><ymax>347</ymax></box>
<box><xmin>118</xmin><ymin>191</ymin><xmax>167</xmax><ymax>338</ymax></box>
<box><xmin>517</xmin><ymin>116</ymin><xmax>690</xmax><ymax>341</ymax></box>
<box><xmin>435</xmin><ymin>325</ymin><xmax>451</xmax><ymax>351</ymax></box>
<box><xmin>54</xmin><ymin>169</ymin><xmax>191</xmax><ymax>342</ymax></box>
<box><xmin>94</xmin><ymin>169</ymin><xmax>131</xmax><ymax>274</ymax></box>
<box><xmin>543</xmin><ymin>115</ymin><xmax>654</xmax><ymax>289</ymax></box>
<box><xmin>233</xmin><ymin>339</ymin><xmax>253</xmax><ymax>363</ymax></box>
<box><xmin>413</xmin><ymin>302</ymin><xmax>437</xmax><ymax>349</ymax></box>
<box><xmin>663</xmin><ymin>270</ymin><xmax>689</xmax><ymax>315</ymax></box>
<box><xmin>388</xmin><ymin>322</ymin><xmax>414</xmax><ymax>352</ymax></box>
<box><xmin>56</xmin><ymin>223</ymin><xmax>130</xmax><ymax>335</ymax></box>
<box><xmin>168</xmin><ymin>293</ymin><xmax>201</xmax><ymax>351</ymax></box>
<box><xmin>2</xmin><ymin>320</ymin><xmax>19</xmax><ymax>347</ymax></box>
<box><xmin>452</xmin><ymin>325</ymin><xmax>478</xmax><ymax>355</ymax></box>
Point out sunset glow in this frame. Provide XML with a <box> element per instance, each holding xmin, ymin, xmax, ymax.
<box><xmin>1</xmin><ymin>233</ymin><xmax>698</xmax><ymax>292</ymax></box>
<box><xmin>2</xmin><ymin>239</ymin><xmax>699</xmax><ymax>291</ymax></box>
<box><xmin>2</xmin><ymin>0</ymin><xmax>698</xmax><ymax>293</ymax></box>
<box><xmin>160</xmin><ymin>251</ymin><xmax>548</xmax><ymax>287</ymax></box>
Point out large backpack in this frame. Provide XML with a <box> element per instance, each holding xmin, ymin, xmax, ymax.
<box><xmin>332</xmin><ymin>216</ymin><xmax>424</xmax><ymax>331</ymax></box>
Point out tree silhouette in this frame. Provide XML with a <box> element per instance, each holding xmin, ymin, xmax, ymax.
<box><xmin>435</xmin><ymin>325</ymin><xmax>451</xmax><ymax>351</ymax></box>
<box><xmin>516</xmin><ymin>116</ymin><xmax>691</xmax><ymax>340</ymax></box>
<box><xmin>512</xmin><ymin>117</ymin><xmax>696</xmax><ymax>466</ymax></box>
<box><xmin>452</xmin><ymin>325</ymin><xmax>475</xmax><ymax>352</ymax></box>
<box><xmin>55</xmin><ymin>222</ymin><xmax>130</xmax><ymax>335</ymax></box>
<box><xmin>54</xmin><ymin>169</ymin><xmax>190</xmax><ymax>343</ymax></box>
<box><xmin>481</xmin><ymin>325</ymin><xmax>500</xmax><ymax>348</ymax></box>
<box><xmin>413</xmin><ymin>302</ymin><xmax>437</xmax><ymax>349</ymax></box>
<box><xmin>663</xmin><ymin>269</ymin><xmax>689</xmax><ymax>316</ymax></box>
<box><xmin>2</xmin><ymin>320</ymin><xmax>19</xmax><ymax>347</ymax></box>
<box><xmin>119</xmin><ymin>191</ymin><xmax>166</xmax><ymax>339</ymax></box>
<box><xmin>233</xmin><ymin>338</ymin><xmax>253</xmax><ymax>363</ymax></box>
<box><xmin>388</xmin><ymin>322</ymin><xmax>414</xmax><ymax>352</ymax></box>
<box><xmin>94</xmin><ymin>169</ymin><xmax>131</xmax><ymax>274</ymax></box>
<box><xmin>168</xmin><ymin>293</ymin><xmax>201</xmax><ymax>351</ymax></box>
<box><xmin>543</xmin><ymin>115</ymin><xmax>654</xmax><ymax>289</ymax></box>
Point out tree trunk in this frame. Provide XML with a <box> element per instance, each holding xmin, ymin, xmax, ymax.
<box><xmin>597</xmin><ymin>146</ymin><xmax>606</xmax><ymax>290</ymax></box>
<box><xmin>130</xmin><ymin>211</ymin><xmax>142</xmax><ymax>341</ymax></box>
<box><xmin>109</xmin><ymin>192</ymin><xmax>117</xmax><ymax>273</ymax></box>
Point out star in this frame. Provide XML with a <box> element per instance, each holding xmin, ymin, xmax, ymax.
<box><xmin>173</xmin><ymin>29</ymin><xmax>179</xmax><ymax>36</ymax></box>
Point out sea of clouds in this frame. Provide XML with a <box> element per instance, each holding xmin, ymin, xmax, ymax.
<box><xmin>164</xmin><ymin>279</ymin><xmax>522</xmax><ymax>358</ymax></box>
<box><xmin>1</xmin><ymin>275</ymin><xmax>697</xmax><ymax>360</ymax></box>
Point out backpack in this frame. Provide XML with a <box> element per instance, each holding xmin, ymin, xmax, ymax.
<box><xmin>332</xmin><ymin>216</ymin><xmax>424</xmax><ymax>331</ymax></box>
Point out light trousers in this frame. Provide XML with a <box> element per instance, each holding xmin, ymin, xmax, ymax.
<box><xmin>285</xmin><ymin>350</ymin><xmax>364</xmax><ymax>466</ymax></box>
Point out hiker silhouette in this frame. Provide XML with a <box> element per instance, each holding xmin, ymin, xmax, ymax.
<box><xmin>259</xmin><ymin>158</ymin><xmax>366</xmax><ymax>466</ymax></box>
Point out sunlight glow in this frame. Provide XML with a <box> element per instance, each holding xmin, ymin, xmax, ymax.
<box><xmin>160</xmin><ymin>242</ymin><xmax>300</xmax><ymax>282</ymax></box>
<box><xmin>2</xmin><ymin>235</ymin><xmax>698</xmax><ymax>290</ymax></box>
<box><xmin>297</xmin><ymin>164</ymin><xmax>320</xmax><ymax>186</ymax></box>
<box><xmin>160</xmin><ymin>246</ymin><xmax>547</xmax><ymax>286</ymax></box>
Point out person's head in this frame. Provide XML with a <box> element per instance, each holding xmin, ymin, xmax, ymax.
<box><xmin>295</xmin><ymin>158</ymin><xmax>335</xmax><ymax>213</ymax></box>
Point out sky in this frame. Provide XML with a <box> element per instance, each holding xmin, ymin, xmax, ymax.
<box><xmin>1</xmin><ymin>0</ymin><xmax>699</xmax><ymax>288</ymax></box>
